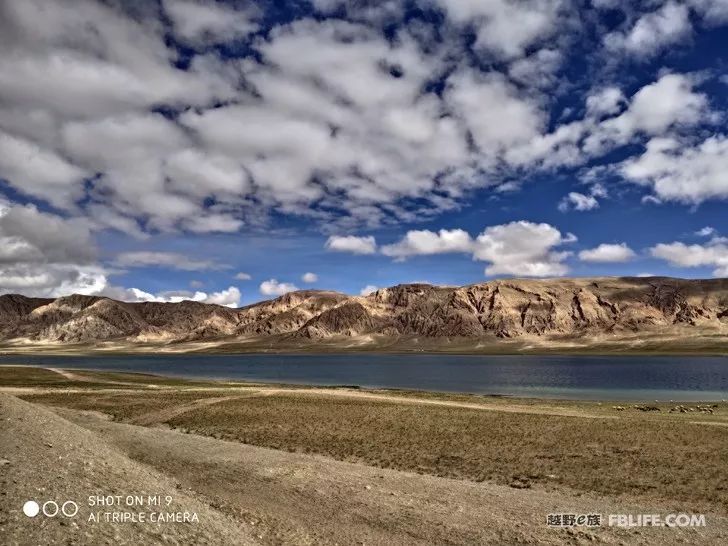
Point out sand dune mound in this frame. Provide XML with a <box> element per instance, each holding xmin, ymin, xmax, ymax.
<box><xmin>0</xmin><ymin>393</ymin><xmax>255</xmax><ymax>545</ymax></box>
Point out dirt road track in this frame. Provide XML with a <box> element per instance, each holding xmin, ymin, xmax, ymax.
<box><xmin>0</xmin><ymin>393</ymin><xmax>257</xmax><ymax>545</ymax></box>
<box><xmin>35</xmin><ymin>400</ymin><xmax>728</xmax><ymax>544</ymax></box>
<box><xmin>3</xmin><ymin>376</ymin><xmax>728</xmax><ymax>545</ymax></box>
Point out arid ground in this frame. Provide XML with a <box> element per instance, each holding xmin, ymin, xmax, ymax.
<box><xmin>1</xmin><ymin>365</ymin><xmax>727</xmax><ymax>545</ymax></box>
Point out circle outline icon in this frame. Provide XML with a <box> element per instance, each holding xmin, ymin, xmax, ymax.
<box><xmin>42</xmin><ymin>501</ymin><xmax>59</xmax><ymax>517</ymax></box>
<box><xmin>61</xmin><ymin>500</ymin><xmax>79</xmax><ymax>518</ymax></box>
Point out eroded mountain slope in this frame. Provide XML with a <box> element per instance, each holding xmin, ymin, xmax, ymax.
<box><xmin>0</xmin><ymin>277</ymin><xmax>726</xmax><ymax>349</ymax></box>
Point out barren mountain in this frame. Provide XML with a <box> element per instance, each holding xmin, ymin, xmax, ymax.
<box><xmin>1</xmin><ymin>277</ymin><xmax>727</xmax><ymax>352</ymax></box>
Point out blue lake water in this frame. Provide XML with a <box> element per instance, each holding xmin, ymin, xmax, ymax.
<box><xmin>2</xmin><ymin>353</ymin><xmax>728</xmax><ymax>401</ymax></box>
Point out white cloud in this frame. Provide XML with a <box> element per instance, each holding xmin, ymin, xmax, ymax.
<box><xmin>201</xmin><ymin>286</ymin><xmax>241</xmax><ymax>307</ymax></box>
<box><xmin>508</xmin><ymin>48</ymin><xmax>563</xmax><ymax>88</ymax></box>
<box><xmin>0</xmin><ymin>130</ymin><xmax>86</xmax><ymax>210</ymax></box>
<box><xmin>579</xmin><ymin>243</ymin><xmax>636</xmax><ymax>263</ymax></box>
<box><xmin>650</xmin><ymin>240</ymin><xmax>728</xmax><ymax>276</ymax></box>
<box><xmin>2</xmin><ymin>1</ymin><xmax>728</xmax><ymax>301</ymax></box>
<box><xmin>113</xmin><ymin>251</ymin><xmax>227</xmax><ymax>271</ymax></box>
<box><xmin>0</xmin><ymin>1</ymin><xmax>238</xmax><ymax>120</ymax></box>
<box><xmin>0</xmin><ymin>1</ymin><xmax>242</xmax><ymax>233</ymax></box>
<box><xmin>0</xmin><ymin>0</ymin><xmax>720</xmax><ymax>247</ymax></box>
<box><xmin>472</xmin><ymin>221</ymin><xmax>571</xmax><ymax>277</ymax></box>
<box><xmin>325</xmin><ymin>235</ymin><xmax>377</xmax><ymax>255</ymax></box>
<box><xmin>507</xmin><ymin>73</ymin><xmax>711</xmax><ymax>170</ymax></box>
<box><xmin>111</xmin><ymin>285</ymin><xmax>241</xmax><ymax>307</ymax></box>
<box><xmin>583</xmin><ymin>74</ymin><xmax>709</xmax><ymax>156</ymax></box>
<box><xmin>432</xmin><ymin>0</ymin><xmax>567</xmax><ymax>59</ymax></box>
<box><xmin>691</xmin><ymin>0</ymin><xmax>728</xmax><ymax>25</ymax></box>
<box><xmin>558</xmin><ymin>192</ymin><xmax>599</xmax><ymax>212</ymax></box>
<box><xmin>604</xmin><ymin>2</ymin><xmax>692</xmax><ymax>59</ymax></box>
<box><xmin>234</xmin><ymin>272</ymin><xmax>252</xmax><ymax>281</ymax></box>
<box><xmin>360</xmin><ymin>284</ymin><xmax>378</xmax><ymax>296</ymax></box>
<box><xmin>381</xmin><ymin>221</ymin><xmax>572</xmax><ymax>277</ymax></box>
<box><xmin>621</xmin><ymin>135</ymin><xmax>728</xmax><ymax>204</ymax></box>
<box><xmin>696</xmin><ymin>226</ymin><xmax>716</xmax><ymax>237</ymax></box>
<box><xmin>381</xmin><ymin>229</ymin><xmax>473</xmax><ymax>259</ymax></box>
<box><xmin>590</xmin><ymin>183</ymin><xmax>608</xmax><ymax>198</ymax></box>
<box><xmin>301</xmin><ymin>272</ymin><xmax>318</xmax><ymax>283</ymax></box>
<box><xmin>0</xmin><ymin>203</ymin><xmax>95</xmax><ymax>265</ymax></box>
<box><xmin>445</xmin><ymin>70</ymin><xmax>544</xmax><ymax>154</ymax></box>
<box><xmin>259</xmin><ymin>279</ymin><xmax>299</xmax><ymax>296</ymax></box>
<box><xmin>0</xmin><ymin>201</ymin><xmax>106</xmax><ymax>297</ymax></box>
<box><xmin>164</xmin><ymin>0</ymin><xmax>259</xmax><ymax>46</ymax></box>
<box><xmin>585</xmin><ymin>87</ymin><xmax>626</xmax><ymax>117</ymax></box>
<box><xmin>0</xmin><ymin>264</ymin><xmax>108</xmax><ymax>297</ymax></box>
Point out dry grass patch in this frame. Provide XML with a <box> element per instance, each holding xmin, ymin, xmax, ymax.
<box><xmin>167</xmin><ymin>393</ymin><xmax>728</xmax><ymax>513</ymax></box>
<box><xmin>22</xmin><ymin>391</ymin><xmax>218</xmax><ymax>421</ymax></box>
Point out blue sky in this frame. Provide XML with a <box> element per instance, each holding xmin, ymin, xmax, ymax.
<box><xmin>0</xmin><ymin>0</ymin><xmax>727</xmax><ymax>306</ymax></box>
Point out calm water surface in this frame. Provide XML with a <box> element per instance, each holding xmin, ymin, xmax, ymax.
<box><xmin>2</xmin><ymin>353</ymin><xmax>727</xmax><ymax>401</ymax></box>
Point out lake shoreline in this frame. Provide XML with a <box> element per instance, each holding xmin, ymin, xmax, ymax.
<box><xmin>2</xmin><ymin>356</ymin><xmax>728</xmax><ymax>401</ymax></box>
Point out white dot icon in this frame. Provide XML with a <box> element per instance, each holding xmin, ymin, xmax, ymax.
<box><xmin>23</xmin><ymin>500</ymin><xmax>40</xmax><ymax>517</ymax></box>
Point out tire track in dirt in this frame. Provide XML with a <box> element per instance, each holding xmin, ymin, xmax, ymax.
<box><xmin>256</xmin><ymin>388</ymin><xmax>618</xmax><ymax>419</ymax></box>
<box><xmin>128</xmin><ymin>394</ymin><xmax>261</xmax><ymax>426</ymax></box>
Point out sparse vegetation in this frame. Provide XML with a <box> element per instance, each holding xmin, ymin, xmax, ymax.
<box><xmin>22</xmin><ymin>376</ymin><xmax>728</xmax><ymax>514</ymax></box>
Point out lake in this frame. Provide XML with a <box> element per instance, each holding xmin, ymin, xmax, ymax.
<box><xmin>2</xmin><ymin>353</ymin><xmax>728</xmax><ymax>401</ymax></box>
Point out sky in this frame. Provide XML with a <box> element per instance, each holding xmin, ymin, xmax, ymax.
<box><xmin>1</xmin><ymin>0</ymin><xmax>728</xmax><ymax>307</ymax></box>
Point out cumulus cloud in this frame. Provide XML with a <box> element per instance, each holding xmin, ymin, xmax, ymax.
<box><xmin>604</xmin><ymin>2</ymin><xmax>692</xmax><ymax>59</ymax></box>
<box><xmin>325</xmin><ymin>235</ymin><xmax>378</xmax><ymax>255</ymax></box>
<box><xmin>0</xmin><ymin>0</ymin><xmax>723</xmax><ymax>249</ymax></box>
<box><xmin>164</xmin><ymin>0</ymin><xmax>259</xmax><ymax>46</ymax></box>
<box><xmin>0</xmin><ymin>203</ymin><xmax>95</xmax><ymax>265</ymax></box>
<box><xmin>301</xmin><ymin>272</ymin><xmax>318</xmax><ymax>283</ymax></box>
<box><xmin>1</xmin><ymin>1</ymin><xmax>728</xmax><ymax>299</ymax></box>
<box><xmin>113</xmin><ymin>252</ymin><xmax>228</xmax><ymax>271</ymax></box>
<box><xmin>579</xmin><ymin>243</ymin><xmax>636</xmax><ymax>263</ymax></box>
<box><xmin>382</xmin><ymin>221</ymin><xmax>573</xmax><ymax>277</ymax></box>
<box><xmin>381</xmin><ymin>229</ymin><xmax>472</xmax><ymax>259</ymax></box>
<box><xmin>0</xmin><ymin>130</ymin><xmax>87</xmax><ymax>210</ymax></box>
<box><xmin>582</xmin><ymin>73</ymin><xmax>709</xmax><ymax>156</ymax></box>
<box><xmin>507</xmin><ymin>73</ymin><xmax>711</xmax><ymax>170</ymax></box>
<box><xmin>360</xmin><ymin>285</ymin><xmax>378</xmax><ymax>296</ymax></box>
<box><xmin>110</xmin><ymin>285</ymin><xmax>241</xmax><ymax>307</ymax></box>
<box><xmin>431</xmin><ymin>0</ymin><xmax>568</xmax><ymax>59</ymax></box>
<box><xmin>696</xmin><ymin>226</ymin><xmax>716</xmax><ymax>237</ymax></box>
<box><xmin>650</xmin><ymin>240</ymin><xmax>728</xmax><ymax>276</ymax></box>
<box><xmin>446</xmin><ymin>70</ymin><xmax>544</xmax><ymax>155</ymax></box>
<box><xmin>0</xmin><ymin>201</ymin><xmax>106</xmax><ymax>296</ymax></box>
<box><xmin>259</xmin><ymin>279</ymin><xmax>299</xmax><ymax>296</ymax></box>
<box><xmin>201</xmin><ymin>286</ymin><xmax>241</xmax><ymax>307</ymax></box>
<box><xmin>558</xmin><ymin>192</ymin><xmax>599</xmax><ymax>212</ymax></box>
<box><xmin>234</xmin><ymin>272</ymin><xmax>252</xmax><ymax>281</ymax></box>
<box><xmin>691</xmin><ymin>0</ymin><xmax>728</xmax><ymax>25</ymax></box>
<box><xmin>472</xmin><ymin>221</ymin><xmax>572</xmax><ymax>276</ymax></box>
<box><xmin>0</xmin><ymin>264</ymin><xmax>108</xmax><ymax>297</ymax></box>
<box><xmin>585</xmin><ymin>87</ymin><xmax>626</xmax><ymax>117</ymax></box>
<box><xmin>621</xmin><ymin>136</ymin><xmax>728</xmax><ymax>204</ymax></box>
<box><xmin>0</xmin><ymin>0</ymin><xmax>243</xmax><ymax>232</ymax></box>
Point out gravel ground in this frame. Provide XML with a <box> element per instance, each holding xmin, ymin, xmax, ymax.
<box><xmin>0</xmin><ymin>393</ymin><xmax>257</xmax><ymax>545</ymax></box>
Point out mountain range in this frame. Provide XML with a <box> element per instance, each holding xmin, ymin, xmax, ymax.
<box><xmin>1</xmin><ymin>277</ymin><xmax>727</xmax><ymax>353</ymax></box>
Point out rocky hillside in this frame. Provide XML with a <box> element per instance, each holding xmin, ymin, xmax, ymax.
<box><xmin>1</xmin><ymin>277</ymin><xmax>727</xmax><ymax>350</ymax></box>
